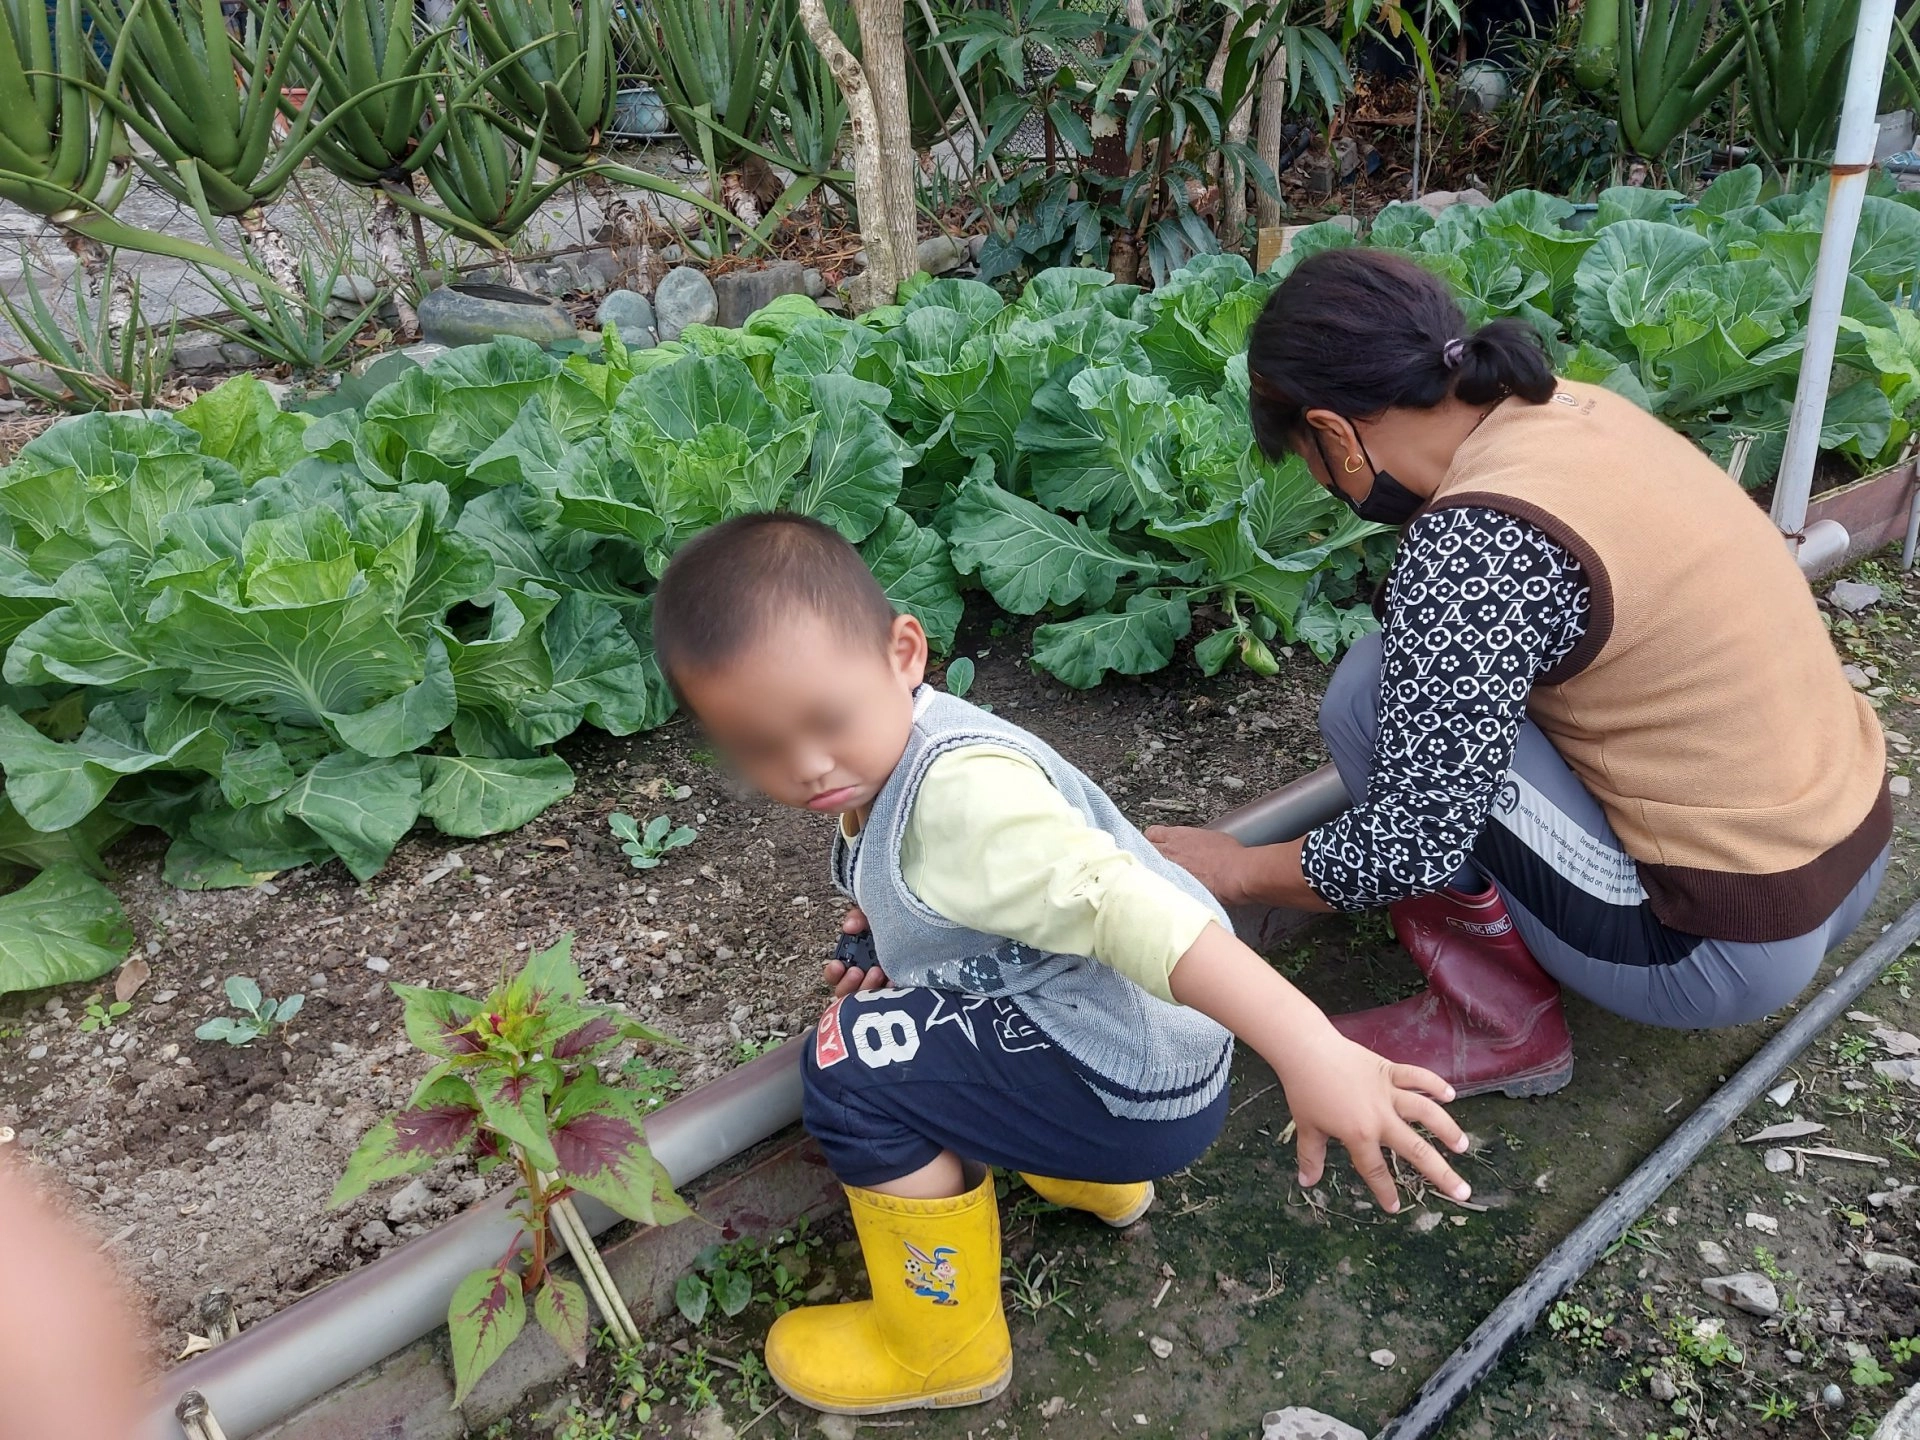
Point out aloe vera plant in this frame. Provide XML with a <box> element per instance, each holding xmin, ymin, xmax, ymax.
<box><xmin>409</xmin><ymin>101</ymin><xmax>574</xmax><ymax>275</ymax></box>
<box><xmin>1616</xmin><ymin>0</ymin><xmax>1746</xmax><ymax>161</ymax></box>
<box><xmin>460</xmin><ymin>0</ymin><xmax>745</xmax><ymax>253</ymax></box>
<box><xmin>0</xmin><ymin>0</ymin><xmax>262</xmax><ymax>288</ymax></box>
<box><xmin>1735</xmin><ymin>0</ymin><xmax>1858</xmax><ymax>170</ymax></box>
<box><xmin>457</xmin><ymin>0</ymin><xmax>615</xmax><ymax>170</ymax></box>
<box><xmin>81</xmin><ymin>0</ymin><xmax>336</xmax><ymax>290</ymax></box>
<box><xmin>614</xmin><ymin>0</ymin><xmax>791</xmax><ymax>169</ymax></box>
<box><xmin>287</xmin><ymin>0</ymin><xmax>463</xmax><ymax>327</ymax></box>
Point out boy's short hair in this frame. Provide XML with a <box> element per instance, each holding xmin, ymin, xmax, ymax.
<box><xmin>652</xmin><ymin>512</ymin><xmax>898</xmax><ymax>689</ymax></box>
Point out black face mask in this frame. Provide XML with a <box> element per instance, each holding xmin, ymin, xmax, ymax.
<box><xmin>1313</xmin><ymin>431</ymin><xmax>1424</xmax><ymax>527</ymax></box>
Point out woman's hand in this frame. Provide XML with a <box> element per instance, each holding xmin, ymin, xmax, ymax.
<box><xmin>822</xmin><ymin>905</ymin><xmax>891</xmax><ymax>998</ymax></box>
<box><xmin>1146</xmin><ymin>824</ymin><xmax>1259</xmax><ymax>905</ymax></box>
<box><xmin>1274</xmin><ymin>1022</ymin><xmax>1470</xmax><ymax>1212</ymax></box>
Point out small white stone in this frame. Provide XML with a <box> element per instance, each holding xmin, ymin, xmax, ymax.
<box><xmin>1701</xmin><ymin>1271</ymin><xmax>1780</xmax><ymax>1317</ymax></box>
<box><xmin>1863</xmin><ymin>1250</ymin><xmax>1917</xmax><ymax>1275</ymax></box>
<box><xmin>365</xmin><ymin>957</ymin><xmax>390</xmax><ymax>973</ymax></box>
<box><xmin>27</xmin><ymin>1045</ymin><xmax>47</xmax><ymax>1060</ymax></box>
<box><xmin>1369</xmin><ymin>1348</ymin><xmax>1396</xmax><ymax>1368</ymax></box>
<box><xmin>1894</xmin><ymin>775</ymin><xmax>1913</xmax><ymax>798</ymax></box>
<box><xmin>1412</xmin><ymin>1211</ymin><xmax>1445</xmax><ymax>1233</ymax></box>
<box><xmin>1148</xmin><ymin>1335</ymin><xmax>1173</xmax><ymax>1359</ymax></box>
<box><xmin>1744</xmin><ymin>1211</ymin><xmax>1779</xmax><ymax>1234</ymax></box>
<box><xmin>1764</xmin><ymin>1148</ymin><xmax>1793</xmax><ymax>1173</ymax></box>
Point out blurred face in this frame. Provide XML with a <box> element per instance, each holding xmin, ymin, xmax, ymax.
<box><xmin>675</xmin><ymin>612</ymin><xmax>928</xmax><ymax>816</ymax></box>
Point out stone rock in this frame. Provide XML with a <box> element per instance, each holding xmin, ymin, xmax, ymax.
<box><xmin>173</xmin><ymin>339</ymin><xmax>227</xmax><ymax>373</ymax></box>
<box><xmin>387</xmin><ymin>1177</ymin><xmax>434</xmax><ymax>1224</ymax></box>
<box><xmin>1894</xmin><ymin>776</ymin><xmax>1912</xmax><ymax>798</ymax></box>
<box><xmin>1785</xmin><ymin>1349</ymin><xmax>1805</xmax><ymax>1365</ymax></box>
<box><xmin>1696</xmin><ymin>1240</ymin><xmax>1733</xmax><ymax>1269</ymax></box>
<box><xmin>917</xmin><ymin>233</ymin><xmax>969</xmax><ymax>276</ymax></box>
<box><xmin>1845</xmin><ymin>663</ymin><xmax>1873</xmax><ymax>689</ymax></box>
<box><xmin>401</xmin><ymin>342</ymin><xmax>450</xmax><ymax>367</ymax></box>
<box><xmin>802</xmin><ymin>267</ymin><xmax>827</xmax><ymax>299</ymax></box>
<box><xmin>1701</xmin><ymin>1272</ymin><xmax>1780</xmax><ymax>1317</ymax></box>
<box><xmin>1649</xmin><ymin>1372</ymin><xmax>1678</xmax><ymax>1403</ymax></box>
<box><xmin>357</xmin><ymin>1219</ymin><xmax>395</xmax><ymax>1249</ymax></box>
<box><xmin>654</xmin><ymin>265</ymin><xmax>717</xmax><ymax>341</ymax></box>
<box><xmin>1829</xmin><ymin>580</ymin><xmax>1884</xmax><ymax>613</ymax></box>
<box><xmin>524</xmin><ymin>259</ymin><xmax>585</xmax><ymax>298</ymax></box>
<box><xmin>331</xmin><ymin>274</ymin><xmax>380</xmax><ymax>304</ymax></box>
<box><xmin>417</xmin><ymin>282</ymin><xmax>576</xmax><ymax>349</ymax></box>
<box><xmin>1413</xmin><ymin>187</ymin><xmax>1494</xmax><ymax>217</ymax></box>
<box><xmin>219</xmin><ymin>341</ymin><xmax>260</xmax><ymax>368</ymax></box>
<box><xmin>713</xmin><ymin>260</ymin><xmax>808</xmax><ymax>328</ymax></box>
<box><xmin>595</xmin><ymin>288</ymin><xmax>657</xmax><ymax>345</ymax></box>
<box><xmin>1261</xmin><ymin>1408</ymin><xmax>1367</xmax><ymax>1440</ymax></box>
<box><xmin>968</xmin><ymin>232</ymin><xmax>987</xmax><ymax>261</ymax></box>
<box><xmin>1873</xmin><ymin>1380</ymin><xmax>1920</xmax><ymax>1439</ymax></box>
<box><xmin>1368</xmin><ymin>1348</ymin><xmax>1396</xmax><ymax>1368</ymax></box>
<box><xmin>1875</xmin><ymin>1057</ymin><xmax>1920</xmax><ymax>1088</ymax></box>
<box><xmin>1863</xmin><ymin>1251</ymin><xmax>1918</xmax><ymax>1276</ymax></box>
<box><xmin>1823</xmin><ymin>1383</ymin><xmax>1845</xmax><ymax>1408</ymax></box>
<box><xmin>1765</xmin><ymin>1148</ymin><xmax>1794</xmax><ymax>1172</ymax></box>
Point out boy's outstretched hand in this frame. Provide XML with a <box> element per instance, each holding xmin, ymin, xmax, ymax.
<box><xmin>1274</xmin><ymin>1021</ymin><xmax>1469</xmax><ymax>1212</ymax></box>
<box><xmin>1168</xmin><ymin>922</ymin><xmax>1470</xmax><ymax>1214</ymax></box>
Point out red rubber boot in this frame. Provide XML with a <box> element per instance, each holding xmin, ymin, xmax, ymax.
<box><xmin>1331</xmin><ymin>885</ymin><xmax>1574</xmax><ymax>1099</ymax></box>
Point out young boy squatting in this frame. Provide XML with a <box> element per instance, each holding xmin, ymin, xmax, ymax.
<box><xmin>652</xmin><ymin>513</ymin><xmax>1470</xmax><ymax>1416</ymax></box>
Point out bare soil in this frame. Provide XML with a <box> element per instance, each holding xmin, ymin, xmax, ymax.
<box><xmin>0</xmin><ymin>615</ymin><xmax>1331</xmax><ymax>1364</ymax></box>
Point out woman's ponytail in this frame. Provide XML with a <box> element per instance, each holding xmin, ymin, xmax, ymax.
<box><xmin>1245</xmin><ymin>249</ymin><xmax>1556</xmax><ymax>458</ymax></box>
<box><xmin>1452</xmin><ymin>318</ymin><xmax>1556</xmax><ymax>406</ymax></box>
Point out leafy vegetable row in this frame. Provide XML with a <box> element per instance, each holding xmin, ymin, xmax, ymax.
<box><xmin>1329</xmin><ymin>168</ymin><xmax>1920</xmax><ymax>484</ymax></box>
<box><xmin>9</xmin><ymin>171</ymin><xmax>1919</xmax><ymax>971</ymax></box>
<box><xmin>0</xmin><ymin>261</ymin><xmax>1381</xmax><ymax>976</ymax></box>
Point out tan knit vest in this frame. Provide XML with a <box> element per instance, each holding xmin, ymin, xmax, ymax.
<box><xmin>1418</xmin><ymin>380</ymin><xmax>1888</xmax><ymax>943</ymax></box>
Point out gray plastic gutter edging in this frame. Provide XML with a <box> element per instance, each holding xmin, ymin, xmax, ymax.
<box><xmin>140</xmin><ymin>765</ymin><xmax>1352</xmax><ymax>1440</ymax></box>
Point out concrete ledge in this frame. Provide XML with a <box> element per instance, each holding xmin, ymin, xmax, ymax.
<box><xmin>1806</xmin><ymin>458</ymin><xmax>1918</xmax><ymax>573</ymax></box>
<box><xmin>251</xmin><ymin>1126</ymin><xmax>839</xmax><ymax>1440</ymax></box>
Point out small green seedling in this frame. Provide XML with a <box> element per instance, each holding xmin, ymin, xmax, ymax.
<box><xmin>945</xmin><ymin>656</ymin><xmax>975</xmax><ymax>697</ymax></box>
<box><xmin>610</xmin><ymin>813</ymin><xmax>696</xmax><ymax>869</ymax></box>
<box><xmin>80</xmin><ymin>997</ymin><xmax>131</xmax><ymax>1033</ymax></box>
<box><xmin>195</xmin><ymin>976</ymin><xmax>303</xmax><ymax>1046</ymax></box>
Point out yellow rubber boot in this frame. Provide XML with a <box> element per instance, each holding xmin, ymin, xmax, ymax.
<box><xmin>764</xmin><ymin>1171</ymin><xmax>1011</xmax><ymax>1414</ymax></box>
<box><xmin>1018</xmin><ymin>1173</ymin><xmax>1155</xmax><ymax>1227</ymax></box>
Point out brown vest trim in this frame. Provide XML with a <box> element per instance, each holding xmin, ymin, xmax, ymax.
<box><xmin>1636</xmin><ymin>783</ymin><xmax>1893</xmax><ymax>943</ymax></box>
<box><xmin>1424</xmin><ymin>491</ymin><xmax>1616</xmax><ymax>685</ymax></box>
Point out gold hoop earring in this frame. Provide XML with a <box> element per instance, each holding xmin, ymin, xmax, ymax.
<box><xmin>1343</xmin><ymin>454</ymin><xmax>1363</xmax><ymax>474</ymax></box>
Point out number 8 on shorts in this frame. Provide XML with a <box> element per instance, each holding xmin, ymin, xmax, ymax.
<box><xmin>852</xmin><ymin>1010</ymin><xmax>921</xmax><ymax>1068</ymax></box>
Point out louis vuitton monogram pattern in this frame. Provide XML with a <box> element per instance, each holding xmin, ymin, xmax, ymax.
<box><xmin>1302</xmin><ymin>507</ymin><xmax>1591</xmax><ymax>910</ymax></box>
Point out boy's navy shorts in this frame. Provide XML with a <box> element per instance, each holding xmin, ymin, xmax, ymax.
<box><xmin>801</xmin><ymin>985</ymin><xmax>1229</xmax><ymax>1189</ymax></box>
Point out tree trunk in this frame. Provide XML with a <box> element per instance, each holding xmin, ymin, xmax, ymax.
<box><xmin>238</xmin><ymin>207</ymin><xmax>303</xmax><ymax>295</ymax></box>
<box><xmin>798</xmin><ymin>0</ymin><xmax>918</xmax><ymax>311</ymax></box>
<box><xmin>1255</xmin><ymin>42</ymin><xmax>1288</xmax><ymax>230</ymax></box>
<box><xmin>1218</xmin><ymin>42</ymin><xmax>1264</xmax><ymax>246</ymax></box>
<box><xmin>369</xmin><ymin>187</ymin><xmax>418</xmax><ymax>336</ymax></box>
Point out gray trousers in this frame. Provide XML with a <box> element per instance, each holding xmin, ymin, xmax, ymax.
<box><xmin>1321</xmin><ymin>634</ymin><xmax>1888</xmax><ymax>1030</ymax></box>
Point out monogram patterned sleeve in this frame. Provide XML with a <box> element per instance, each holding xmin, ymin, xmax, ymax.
<box><xmin>1298</xmin><ymin>506</ymin><xmax>1591</xmax><ymax>911</ymax></box>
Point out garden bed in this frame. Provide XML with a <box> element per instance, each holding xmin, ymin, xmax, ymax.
<box><xmin>0</xmin><ymin>618</ymin><xmax>1331</xmax><ymax>1361</ymax></box>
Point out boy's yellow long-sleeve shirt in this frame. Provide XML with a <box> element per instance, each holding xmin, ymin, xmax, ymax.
<box><xmin>880</xmin><ymin>743</ymin><xmax>1218</xmax><ymax>1003</ymax></box>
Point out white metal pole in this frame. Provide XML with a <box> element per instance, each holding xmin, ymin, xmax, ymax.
<box><xmin>1771</xmin><ymin>0</ymin><xmax>1900</xmax><ymax>546</ymax></box>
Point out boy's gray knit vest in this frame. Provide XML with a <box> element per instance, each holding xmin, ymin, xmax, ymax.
<box><xmin>832</xmin><ymin>688</ymin><xmax>1233</xmax><ymax>1122</ymax></box>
